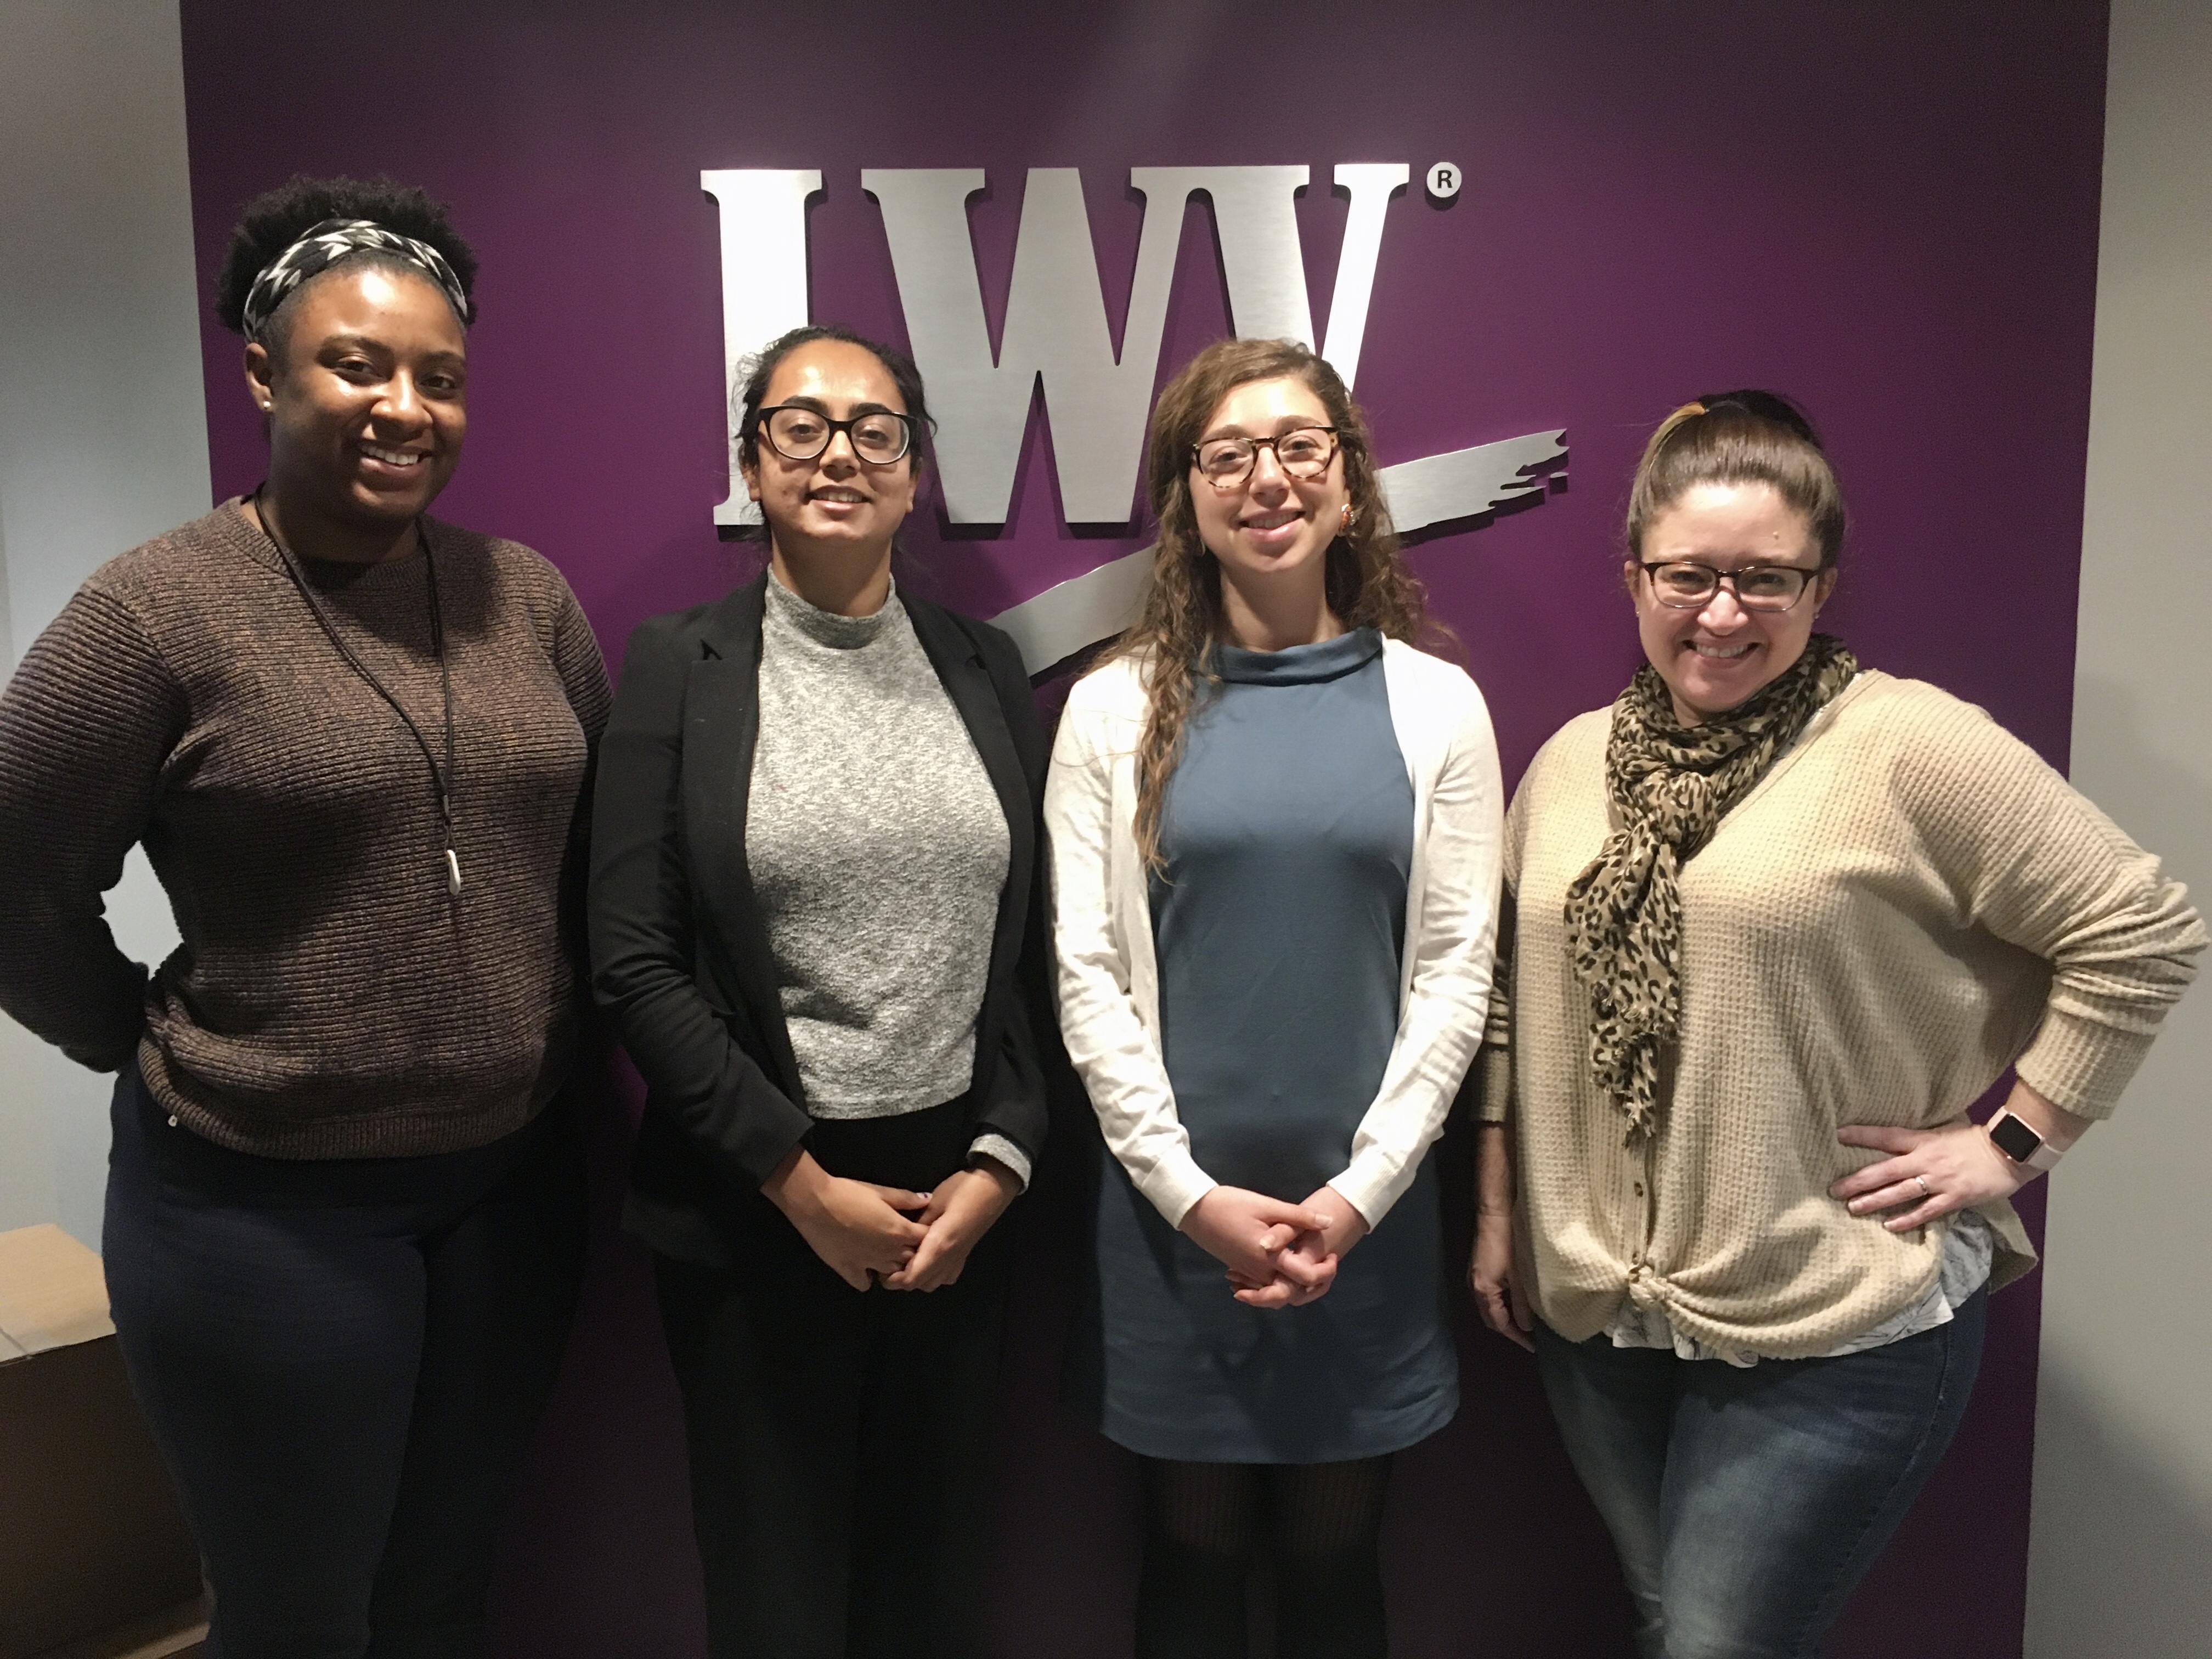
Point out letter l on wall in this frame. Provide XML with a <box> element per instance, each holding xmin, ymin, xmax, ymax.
<box><xmin>703</xmin><ymin>168</ymin><xmax>819</xmax><ymax>528</ymax></box>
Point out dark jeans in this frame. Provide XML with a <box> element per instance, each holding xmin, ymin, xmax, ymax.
<box><xmin>103</xmin><ymin>1069</ymin><xmax>586</xmax><ymax>1659</ymax></box>
<box><xmin>1534</xmin><ymin>1289</ymin><xmax>1987</xmax><ymax>1659</ymax></box>
<box><xmin>653</xmin><ymin>1097</ymin><xmax>1012</xmax><ymax>1659</ymax></box>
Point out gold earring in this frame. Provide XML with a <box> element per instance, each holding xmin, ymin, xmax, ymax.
<box><xmin>1339</xmin><ymin>503</ymin><xmax>1355</xmax><ymax>533</ymax></box>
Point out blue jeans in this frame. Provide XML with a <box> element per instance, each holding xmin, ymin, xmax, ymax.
<box><xmin>1533</xmin><ymin>1289</ymin><xmax>1986</xmax><ymax>1659</ymax></box>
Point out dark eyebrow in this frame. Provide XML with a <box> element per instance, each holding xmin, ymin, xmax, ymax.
<box><xmin>1651</xmin><ymin>557</ymin><xmax>1821</xmax><ymax>572</ymax></box>
<box><xmin>1197</xmin><ymin>416</ymin><xmax>1328</xmax><ymax>443</ymax></box>
<box><xmin>319</xmin><ymin>333</ymin><xmax>466</xmax><ymax>368</ymax></box>
<box><xmin>771</xmin><ymin>397</ymin><xmax>904</xmax><ymax>417</ymax></box>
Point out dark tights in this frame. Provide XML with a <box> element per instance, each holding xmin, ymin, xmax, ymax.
<box><xmin>1136</xmin><ymin>1455</ymin><xmax>1392</xmax><ymax>1659</ymax></box>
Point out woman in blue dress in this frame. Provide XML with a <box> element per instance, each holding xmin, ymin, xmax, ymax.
<box><xmin>1045</xmin><ymin>337</ymin><xmax>1504</xmax><ymax>1657</ymax></box>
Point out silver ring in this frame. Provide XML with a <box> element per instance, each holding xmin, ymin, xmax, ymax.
<box><xmin>1914</xmin><ymin>1175</ymin><xmax>1932</xmax><ymax>1200</ymax></box>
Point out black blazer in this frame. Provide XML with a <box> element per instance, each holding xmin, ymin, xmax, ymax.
<box><xmin>588</xmin><ymin>574</ymin><xmax>1052</xmax><ymax>1267</ymax></box>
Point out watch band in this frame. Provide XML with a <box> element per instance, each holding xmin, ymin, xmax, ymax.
<box><xmin>1988</xmin><ymin>1108</ymin><xmax>2064</xmax><ymax>1173</ymax></box>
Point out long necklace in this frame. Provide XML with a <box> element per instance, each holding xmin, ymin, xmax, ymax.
<box><xmin>252</xmin><ymin>489</ymin><xmax>463</xmax><ymax>896</ymax></box>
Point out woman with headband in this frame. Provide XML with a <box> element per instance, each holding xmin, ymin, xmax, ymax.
<box><xmin>1469</xmin><ymin>392</ymin><xmax>2203</xmax><ymax>1657</ymax></box>
<box><xmin>590</xmin><ymin>324</ymin><xmax>1051</xmax><ymax>1658</ymax></box>
<box><xmin>0</xmin><ymin>176</ymin><xmax>609</xmax><ymax>1657</ymax></box>
<box><xmin>1046</xmin><ymin>337</ymin><xmax>1502</xmax><ymax>1658</ymax></box>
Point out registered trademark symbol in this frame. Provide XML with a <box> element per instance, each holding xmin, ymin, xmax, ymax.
<box><xmin>1425</xmin><ymin>162</ymin><xmax>1461</xmax><ymax>202</ymax></box>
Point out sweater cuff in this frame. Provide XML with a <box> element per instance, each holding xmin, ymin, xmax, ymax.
<box><xmin>1330</xmin><ymin>1158</ymin><xmax>1400</xmax><ymax>1232</ymax></box>
<box><xmin>1474</xmin><ymin>1045</ymin><xmax>1513</xmax><ymax>1125</ymax></box>
<box><xmin>966</xmin><ymin>1132</ymin><xmax>1031</xmax><ymax>1192</ymax></box>
<box><xmin>1137</xmin><ymin>1150</ymin><xmax>1217</xmax><ymax>1230</ymax></box>
<box><xmin>2012</xmin><ymin>1008</ymin><xmax>2157</xmax><ymax>1121</ymax></box>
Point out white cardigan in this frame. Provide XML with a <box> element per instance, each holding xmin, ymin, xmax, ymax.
<box><xmin>1043</xmin><ymin>640</ymin><xmax>1504</xmax><ymax>1229</ymax></box>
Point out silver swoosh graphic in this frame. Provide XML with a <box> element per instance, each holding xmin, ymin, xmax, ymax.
<box><xmin>991</xmin><ymin>429</ymin><xmax>1567</xmax><ymax>674</ymax></box>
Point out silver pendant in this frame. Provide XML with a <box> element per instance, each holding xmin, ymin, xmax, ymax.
<box><xmin>445</xmin><ymin>848</ymin><xmax>463</xmax><ymax>895</ymax></box>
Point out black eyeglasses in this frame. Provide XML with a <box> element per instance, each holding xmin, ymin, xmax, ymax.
<box><xmin>756</xmin><ymin>404</ymin><xmax>916</xmax><ymax>465</ymax></box>
<box><xmin>1191</xmin><ymin>426</ymin><xmax>1339</xmax><ymax>489</ymax></box>
<box><xmin>1639</xmin><ymin>561</ymin><xmax>1824</xmax><ymax>612</ymax></box>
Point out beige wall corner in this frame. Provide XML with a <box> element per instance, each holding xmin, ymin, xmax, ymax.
<box><xmin>2029</xmin><ymin>1</ymin><xmax>2212</xmax><ymax>1653</ymax></box>
<box><xmin>0</xmin><ymin>0</ymin><xmax>203</xmax><ymax>1245</ymax></box>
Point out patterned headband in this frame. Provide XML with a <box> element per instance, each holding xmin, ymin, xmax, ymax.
<box><xmin>240</xmin><ymin>217</ymin><xmax>471</xmax><ymax>342</ymax></box>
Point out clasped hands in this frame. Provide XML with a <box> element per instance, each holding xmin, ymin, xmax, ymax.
<box><xmin>1181</xmin><ymin>1183</ymin><xmax>1370</xmax><ymax>1309</ymax></box>
<box><xmin>764</xmin><ymin>1147</ymin><xmax>1019</xmax><ymax>1293</ymax></box>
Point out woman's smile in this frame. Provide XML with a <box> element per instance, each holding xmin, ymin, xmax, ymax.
<box><xmin>356</xmin><ymin>439</ymin><xmax>434</xmax><ymax>486</ymax></box>
<box><xmin>1631</xmin><ymin>481</ymin><xmax>1833</xmax><ymax>725</ymax></box>
<box><xmin>743</xmin><ymin>337</ymin><xmax>921</xmax><ymax>589</ymax></box>
<box><xmin>252</xmin><ymin>262</ymin><xmax>468</xmax><ymax>545</ymax></box>
<box><xmin>1188</xmin><ymin>375</ymin><xmax>1350</xmax><ymax>616</ymax></box>
<box><xmin>1238</xmin><ymin>505</ymin><xmax>1308</xmax><ymax>554</ymax></box>
<box><xmin>803</xmin><ymin>483</ymin><xmax>871</xmax><ymax>517</ymax></box>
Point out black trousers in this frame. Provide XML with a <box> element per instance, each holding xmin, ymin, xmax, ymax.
<box><xmin>102</xmin><ymin>1068</ymin><xmax>586</xmax><ymax>1659</ymax></box>
<box><xmin>654</xmin><ymin>1097</ymin><xmax>1013</xmax><ymax>1659</ymax></box>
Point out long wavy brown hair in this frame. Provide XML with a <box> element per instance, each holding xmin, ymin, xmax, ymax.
<box><xmin>1105</xmin><ymin>337</ymin><xmax>1432</xmax><ymax>872</ymax></box>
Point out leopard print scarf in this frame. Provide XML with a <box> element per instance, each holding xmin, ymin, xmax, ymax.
<box><xmin>1564</xmin><ymin>634</ymin><xmax>1859</xmax><ymax>1142</ymax></box>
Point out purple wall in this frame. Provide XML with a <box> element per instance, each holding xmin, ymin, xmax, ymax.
<box><xmin>178</xmin><ymin>3</ymin><xmax>2107</xmax><ymax>1652</ymax></box>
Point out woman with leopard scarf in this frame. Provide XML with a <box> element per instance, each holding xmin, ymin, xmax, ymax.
<box><xmin>1468</xmin><ymin>392</ymin><xmax>2202</xmax><ymax>1657</ymax></box>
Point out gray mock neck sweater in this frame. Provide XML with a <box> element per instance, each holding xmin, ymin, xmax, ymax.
<box><xmin>748</xmin><ymin>572</ymin><xmax>1026</xmax><ymax>1183</ymax></box>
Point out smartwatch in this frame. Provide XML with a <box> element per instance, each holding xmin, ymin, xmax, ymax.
<box><xmin>1987</xmin><ymin>1108</ymin><xmax>2064</xmax><ymax>1173</ymax></box>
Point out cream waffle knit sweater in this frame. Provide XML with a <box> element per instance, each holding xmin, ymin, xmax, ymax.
<box><xmin>1480</xmin><ymin>671</ymin><xmax>2204</xmax><ymax>1357</ymax></box>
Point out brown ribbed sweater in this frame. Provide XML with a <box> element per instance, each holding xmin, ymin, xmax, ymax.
<box><xmin>1481</xmin><ymin>672</ymin><xmax>2205</xmax><ymax>1356</ymax></box>
<box><xmin>0</xmin><ymin>501</ymin><xmax>612</xmax><ymax>1158</ymax></box>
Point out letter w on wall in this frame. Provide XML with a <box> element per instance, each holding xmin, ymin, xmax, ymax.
<box><xmin>863</xmin><ymin>165</ymin><xmax>1406</xmax><ymax>525</ymax></box>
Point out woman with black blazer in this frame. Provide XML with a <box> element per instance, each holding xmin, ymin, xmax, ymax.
<box><xmin>588</xmin><ymin>325</ymin><xmax>1050</xmax><ymax>1659</ymax></box>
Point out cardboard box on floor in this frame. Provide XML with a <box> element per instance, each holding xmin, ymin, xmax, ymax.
<box><xmin>0</xmin><ymin>1225</ymin><xmax>205</xmax><ymax>1659</ymax></box>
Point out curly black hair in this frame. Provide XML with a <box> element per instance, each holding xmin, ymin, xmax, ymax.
<box><xmin>214</xmin><ymin>174</ymin><xmax>478</xmax><ymax>345</ymax></box>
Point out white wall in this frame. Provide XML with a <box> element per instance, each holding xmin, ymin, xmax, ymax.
<box><xmin>2027</xmin><ymin>2</ymin><xmax>2212</xmax><ymax>1654</ymax></box>
<box><xmin>0</xmin><ymin>0</ymin><xmax>204</xmax><ymax>1246</ymax></box>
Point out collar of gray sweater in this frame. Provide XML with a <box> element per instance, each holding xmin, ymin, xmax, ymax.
<box><xmin>763</xmin><ymin>567</ymin><xmax>901</xmax><ymax>650</ymax></box>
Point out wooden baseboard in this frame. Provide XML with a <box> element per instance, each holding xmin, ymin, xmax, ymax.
<box><xmin>29</xmin><ymin>1596</ymin><xmax>208</xmax><ymax>1659</ymax></box>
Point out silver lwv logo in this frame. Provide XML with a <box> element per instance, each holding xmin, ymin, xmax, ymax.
<box><xmin>703</xmin><ymin>166</ymin><xmax>1564</xmax><ymax>668</ymax></box>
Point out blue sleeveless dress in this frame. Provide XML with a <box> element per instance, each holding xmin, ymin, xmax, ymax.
<box><xmin>1078</xmin><ymin>628</ymin><xmax>1459</xmax><ymax>1463</ymax></box>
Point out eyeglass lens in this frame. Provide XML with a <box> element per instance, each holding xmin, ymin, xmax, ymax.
<box><xmin>765</xmin><ymin>407</ymin><xmax>911</xmax><ymax>464</ymax></box>
<box><xmin>1195</xmin><ymin>427</ymin><xmax>1336</xmax><ymax>484</ymax></box>
<box><xmin>1645</xmin><ymin>562</ymin><xmax>1815</xmax><ymax>611</ymax></box>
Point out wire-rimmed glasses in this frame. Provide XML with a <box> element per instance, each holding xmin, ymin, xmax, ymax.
<box><xmin>757</xmin><ymin>404</ymin><xmax>916</xmax><ymax>465</ymax></box>
<box><xmin>1639</xmin><ymin>561</ymin><xmax>1822</xmax><ymax>612</ymax></box>
<box><xmin>1191</xmin><ymin>426</ymin><xmax>1339</xmax><ymax>489</ymax></box>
